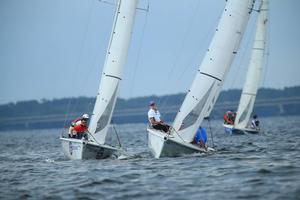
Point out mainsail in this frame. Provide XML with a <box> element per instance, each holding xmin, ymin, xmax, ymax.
<box><xmin>89</xmin><ymin>0</ymin><xmax>138</xmax><ymax>144</ymax></box>
<box><xmin>234</xmin><ymin>0</ymin><xmax>268</xmax><ymax>129</ymax></box>
<box><xmin>172</xmin><ymin>0</ymin><xmax>255</xmax><ymax>142</ymax></box>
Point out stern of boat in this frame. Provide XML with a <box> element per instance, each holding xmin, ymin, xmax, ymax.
<box><xmin>147</xmin><ymin>128</ymin><xmax>167</xmax><ymax>158</ymax></box>
<box><xmin>60</xmin><ymin>137</ymin><xmax>84</xmax><ymax>160</ymax></box>
<box><xmin>60</xmin><ymin>137</ymin><xmax>119</xmax><ymax>160</ymax></box>
<box><xmin>223</xmin><ymin>124</ymin><xmax>234</xmax><ymax>134</ymax></box>
<box><xmin>147</xmin><ymin>127</ymin><xmax>209</xmax><ymax>158</ymax></box>
<box><xmin>243</xmin><ymin>127</ymin><xmax>260</xmax><ymax>134</ymax></box>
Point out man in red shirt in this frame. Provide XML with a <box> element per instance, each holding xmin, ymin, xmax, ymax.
<box><xmin>69</xmin><ymin>114</ymin><xmax>89</xmax><ymax>139</ymax></box>
<box><xmin>224</xmin><ymin>111</ymin><xmax>235</xmax><ymax>125</ymax></box>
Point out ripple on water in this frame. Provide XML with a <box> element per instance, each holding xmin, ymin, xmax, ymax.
<box><xmin>0</xmin><ymin>117</ymin><xmax>300</xmax><ymax>200</ymax></box>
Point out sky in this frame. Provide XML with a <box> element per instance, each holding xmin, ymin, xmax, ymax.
<box><xmin>0</xmin><ymin>0</ymin><xmax>299</xmax><ymax>104</ymax></box>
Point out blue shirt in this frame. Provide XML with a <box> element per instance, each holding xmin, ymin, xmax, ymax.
<box><xmin>194</xmin><ymin>128</ymin><xmax>207</xmax><ymax>144</ymax></box>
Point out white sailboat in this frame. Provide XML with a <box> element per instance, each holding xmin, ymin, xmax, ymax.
<box><xmin>223</xmin><ymin>0</ymin><xmax>268</xmax><ymax>135</ymax></box>
<box><xmin>60</xmin><ymin>0</ymin><xmax>138</xmax><ymax>160</ymax></box>
<box><xmin>148</xmin><ymin>0</ymin><xmax>255</xmax><ymax>158</ymax></box>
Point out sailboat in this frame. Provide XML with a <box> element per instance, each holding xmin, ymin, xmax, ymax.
<box><xmin>147</xmin><ymin>0</ymin><xmax>255</xmax><ymax>158</ymax></box>
<box><xmin>60</xmin><ymin>0</ymin><xmax>138</xmax><ymax>160</ymax></box>
<box><xmin>223</xmin><ymin>0</ymin><xmax>268</xmax><ymax>135</ymax></box>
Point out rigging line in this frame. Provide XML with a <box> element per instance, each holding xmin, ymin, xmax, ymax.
<box><xmin>261</xmin><ymin>6</ymin><xmax>270</xmax><ymax>88</ymax></box>
<box><xmin>159</xmin><ymin>2</ymin><xmax>225</xmax><ymax>119</ymax></box>
<box><xmin>156</xmin><ymin>0</ymin><xmax>203</xmax><ymax>109</ymax></box>
<box><xmin>169</xmin><ymin>125</ymin><xmax>186</xmax><ymax>143</ymax></box>
<box><xmin>170</xmin><ymin>125</ymin><xmax>209</xmax><ymax>151</ymax></box>
<box><xmin>98</xmin><ymin>0</ymin><xmax>150</xmax><ymax>12</ymax></box>
<box><xmin>111</xmin><ymin>119</ymin><xmax>122</xmax><ymax>148</ymax></box>
<box><xmin>86</xmin><ymin>125</ymin><xmax>119</xmax><ymax>149</ymax></box>
<box><xmin>72</xmin><ymin>0</ymin><xmax>121</xmax><ymax>114</ymax></box>
<box><xmin>174</xmin><ymin>1</ymin><xmax>226</xmax><ymax>82</ymax></box>
<box><xmin>62</xmin><ymin>0</ymin><xmax>95</xmax><ymax>130</ymax></box>
<box><xmin>85</xmin><ymin>129</ymin><xmax>114</xmax><ymax>148</ymax></box>
<box><xmin>98</xmin><ymin>0</ymin><xmax>115</xmax><ymax>6</ymax></box>
<box><xmin>69</xmin><ymin>1</ymin><xmax>96</xmax><ymax>115</ymax></box>
<box><xmin>128</xmin><ymin>0</ymin><xmax>149</xmax><ymax>98</ymax></box>
<box><xmin>86</xmin><ymin>130</ymin><xmax>99</xmax><ymax>143</ymax></box>
<box><xmin>206</xmin><ymin>117</ymin><xmax>215</xmax><ymax>148</ymax></box>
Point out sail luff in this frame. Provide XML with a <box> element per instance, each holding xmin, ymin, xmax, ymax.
<box><xmin>234</xmin><ymin>0</ymin><xmax>268</xmax><ymax>129</ymax></box>
<box><xmin>88</xmin><ymin>0</ymin><xmax>138</xmax><ymax>144</ymax></box>
<box><xmin>172</xmin><ymin>0</ymin><xmax>255</xmax><ymax>142</ymax></box>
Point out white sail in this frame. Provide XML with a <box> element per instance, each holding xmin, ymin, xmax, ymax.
<box><xmin>88</xmin><ymin>0</ymin><xmax>138</xmax><ymax>144</ymax></box>
<box><xmin>234</xmin><ymin>0</ymin><xmax>268</xmax><ymax>129</ymax></box>
<box><xmin>172</xmin><ymin>0</ymin><xmax>255</xmax><ymax>142</ymax></box>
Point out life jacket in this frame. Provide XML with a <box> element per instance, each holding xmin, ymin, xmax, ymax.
<box><xmin>71</xmin><ymin>117</ymin><xmax>82</xmax><ymax>127</ymax></box>
<box><xmin>73</xmin><ymin>123</ymin><xmax>87</xmax><ymax>133</ymax></box>
<box><xmin>224</xmin><ymin>113</ymin><xmax>233</xmax><ymax>124</ymax></box>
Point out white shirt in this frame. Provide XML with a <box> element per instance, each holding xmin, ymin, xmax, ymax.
<box><xmin>251</xmin><ymin>119</ymin><xmax>258</xmax><ymax>129</ymax></box>
<box><xmin>148</xmin><ymin>108</ymin><xmax>161</xmax><ymax>123</ymax></box>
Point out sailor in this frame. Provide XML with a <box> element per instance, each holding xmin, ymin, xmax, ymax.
<box><xmin>69</xmin><ymin>114</ymin><xmax>89</xmax><ymax>139</ymax></box>
<box><xmin>251</xmin><ymin>114</ymin><xmax>260</xmax><ymax>129</ymax></box>
<box><xmin>148</xmin><ymin>101</ymin><xmax>170</xmax><ymax>133</ymax></box>
<box><xmin>192</xmin><ymin>127</ymin><xmax>207</xmax><ymax>149</ymax></box>
<box><xmin>224</xmin><ymin>111</ymin><xmax>235</xmax><ymax>125</ymax></box>
<box><xmin>231</xmin><ymin>111</ymin><xmax>237</xmax><ymax>123</ymax></box>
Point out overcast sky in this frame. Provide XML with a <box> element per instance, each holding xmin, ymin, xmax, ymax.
<box><xmin>1</xmin><ymin>0</ymin><xmax>299</xmax><ymax>104</ymax></box>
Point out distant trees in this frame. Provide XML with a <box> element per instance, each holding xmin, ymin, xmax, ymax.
<box><xmin>1</xmin><ymin>86</ymin><xmax>300</xmax><ymax>119</ymax></box>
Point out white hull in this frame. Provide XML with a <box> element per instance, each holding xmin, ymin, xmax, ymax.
<box><xmin>223</xmin><ymin>124</ymin><xmax>259</xmax><ymax>134</ymax></box>
<box><xmin>243</xmin><ymin>127</ymin><xmax>260</xmax><ymax>134</ymax></box>
<box><xmin>147</xmin><ymin>128</ymin><xmax>211</xmax><ymax>158</ymax></box>
<box><xmin>60</xmin><ymin>137</ymin><xmax>119</xmax><ymax>160</ymax></box>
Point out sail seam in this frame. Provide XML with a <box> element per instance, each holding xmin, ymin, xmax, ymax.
<box><xmin>252</xmin><ymin>47</ymin><xmax>264</xmax><ymax>51</ymax></box>
<box><xmin>242</xmin><ymin>92</ymin><xmax>256</xmax><ymax>96</ymax></box>
<box><xmin>106</xmin><ymin>74</ymin><xmax>122</xmax><ymax>80</ymax></box>
<box><xmin>200</xmin><ymin>72</ymin><xmax>222</xmax><ymax>82</ymax></box>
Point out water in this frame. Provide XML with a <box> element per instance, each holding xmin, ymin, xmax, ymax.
<box><xmin>1</xmin><ymin>116</ymin><xmax>300</xmax><ymax>200</ymax></box>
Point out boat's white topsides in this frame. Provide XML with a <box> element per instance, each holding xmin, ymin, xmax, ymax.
<box><xmin>147</xmin><ymin>127</ymin><xmax>213</xmax><ymax>158</ymax></box>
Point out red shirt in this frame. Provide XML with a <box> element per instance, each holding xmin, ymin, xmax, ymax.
<box><xmin>73</xmin><ymin>121</ymin><xmax>87</xmax><ymax>133</ymax></box>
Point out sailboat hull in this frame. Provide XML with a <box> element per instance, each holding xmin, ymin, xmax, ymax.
<box><xmin>223</xmin><ymin>124</ymin><xmax>245</xmax><ymax>135</ymax></box>
<box><xmin>243</xmin><ymin>128</ymin><xmax>260</xmax><ymax>134</ymax></box>
<box><xmin>60</xmin><ymin>138</ymin><xmax>119</xmax><ymax>160</ymax></box>
<box><xmin>223</xmin><ymin>124</ymin><xmax>259</xmax><ymax>134</ymax></box>
<box><xmin>147</xmin><ymin>128</ymin><xmax>210</xmax><ymax>158</ymax></box>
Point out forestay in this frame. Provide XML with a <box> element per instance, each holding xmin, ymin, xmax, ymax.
<box><xmin>172</xmin><ymin>0</ymin><xmax>255</xmax><ymax>142</ymax></box>
<box><xmin>234</xmin><ymin>0</ymin><xmax>268</xmax><ymax>129</ymax></box>
<box><xmin>88</xmin><ymin>0</ymin><xmax>138</xmax><ymax>144</ymax></box>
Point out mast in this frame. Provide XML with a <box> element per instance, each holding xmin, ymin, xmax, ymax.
<box><xmin>172</xmin><ymin>0</ymin><xmax>255</xmax><ymax>142</ymax></box>
<box><xmin>234</xmin><ymin>0</ymin><xmax>268</xmax><ymax>129</ymax></box>
<box><xmin>88</xmin><ymin>0</ymin><xmax>138</xmax><ymax>144</ymax></box>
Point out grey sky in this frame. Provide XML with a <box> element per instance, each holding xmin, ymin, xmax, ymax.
<box><xmin>1</xmin><ymin>0</ymin><xmax>299</xmax><ymax>104</ymax></box>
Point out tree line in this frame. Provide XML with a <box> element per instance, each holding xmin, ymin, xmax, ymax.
<box><xmin>1</xmin><ymin>86</ymin><xmax>300</xmax><ymax>119</ymax></box>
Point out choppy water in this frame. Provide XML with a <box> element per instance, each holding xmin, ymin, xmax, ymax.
<box><xmin>1</xmin><ymin>116</ymin><xmax>300</xmax><ymax>200</ymax></box>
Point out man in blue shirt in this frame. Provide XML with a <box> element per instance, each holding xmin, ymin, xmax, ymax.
<box><xmin>193</xmin><ymin>127</ymin><xmax>207</xmax><ymax>148</ymax></box>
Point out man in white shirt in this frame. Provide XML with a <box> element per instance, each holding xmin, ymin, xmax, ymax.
<box><xmin>251</xmin><ymin>114</ymin><xmax>260</xmax><ymax>129</ymax></box>
<box><xmin>148</xmin><ymin>101</ymin><xmax>170</xmax><ymax>133</ymax></box>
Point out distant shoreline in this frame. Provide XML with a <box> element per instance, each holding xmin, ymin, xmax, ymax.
<box><xmin>1</xmin><ymin>86</ymin><xmax>300</xmax><ymax>130</ymax></box>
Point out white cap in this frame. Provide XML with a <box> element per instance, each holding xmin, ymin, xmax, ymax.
<box><xmin>82</xmin><ymin>114</ymin><xmax>89</xmax><ymax>119</ymax></box>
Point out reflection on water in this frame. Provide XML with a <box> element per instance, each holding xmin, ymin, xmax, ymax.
<box><xmin>0</xmin><ymin>116</ymin><xmax>299</xmax><ymax>199</ymax></box>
